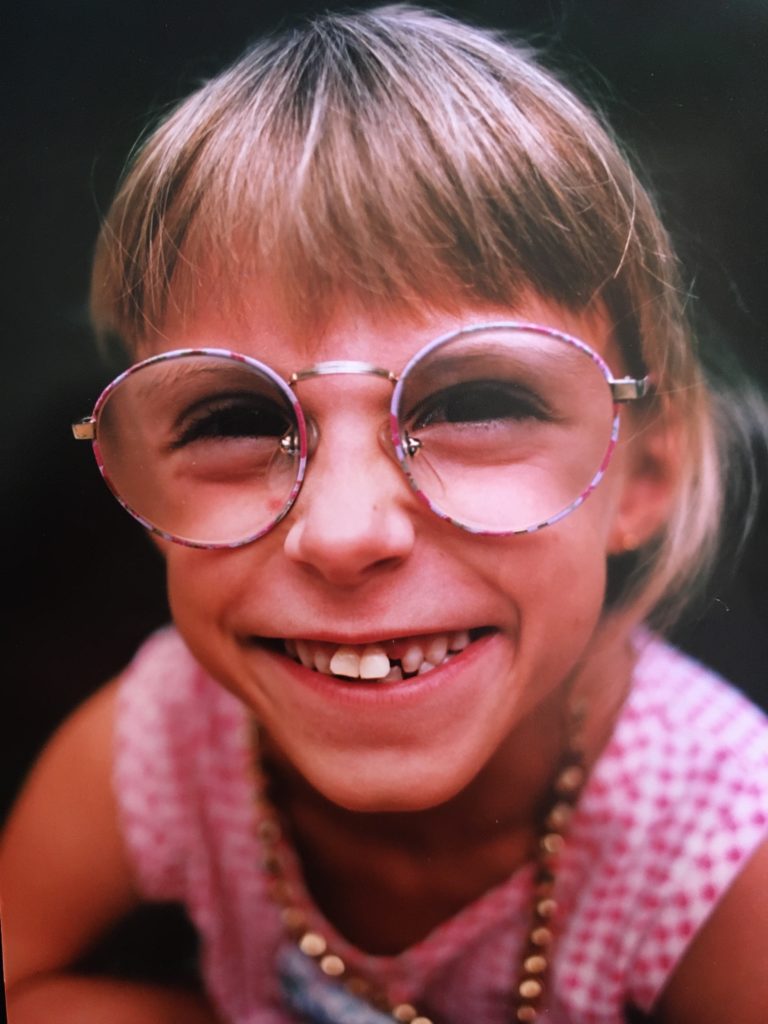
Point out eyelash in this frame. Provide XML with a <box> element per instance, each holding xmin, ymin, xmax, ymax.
<box><xmin>408</xmin><ymin>380</ymin><xmax>551</xmax><ymax>430</ymax></box>
<box><xmin>171</xmin><ymin>399</ymin><xmax>290</xmax><ymax>448</ymax></box>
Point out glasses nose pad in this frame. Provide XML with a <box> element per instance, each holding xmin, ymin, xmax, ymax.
<box><xmin>387</xmin><ymin>421</ymin><xmax>449</xmax><ymax>504</ymax></box>
<box><xmin>280</xmin><ymin>430</ymin><xmax>302</xmax><ymax>457</ymax></box>
<box><xmin>378</xmin><ymin>418</ymin><xmax>419</xmax><ymax>473</ymax></box>
<box><xmin>376</xmin><ymin>418</ymin><xmax>418</xmax><ymax>485</ymax></box>
<box><xmin>403</xmin><ymin>434</ymin><xmax>421</xmax><ymax>458</ymax></box>
<box><xmin>284</xmin><ymin>417</ymin><xmax>318</xmax><ymax>460</ymax></box>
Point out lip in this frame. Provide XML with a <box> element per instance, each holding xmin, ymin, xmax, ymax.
<box><xmin>254</xmin><ymin>626</ymin><xmax>481</xmax><ymax>646</ymax></box>
<box><xmin>246</xmin><ymin>628</ymin><xmax>502</xmax><ymax>707</ymax></box>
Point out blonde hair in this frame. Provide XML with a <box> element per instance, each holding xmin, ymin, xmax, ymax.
<box><xmin>90</xmin><ymin>4</ymin><xmax>740</xmax><ymax>627</ymax></box>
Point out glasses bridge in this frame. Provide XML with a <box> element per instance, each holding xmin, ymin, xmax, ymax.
<box><xmin>289</xmin><ymin>362</ymin><xmax>398</xmax><ymax>385</ymax></box>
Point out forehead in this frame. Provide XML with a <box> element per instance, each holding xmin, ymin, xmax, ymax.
<box><xmin>143</xmin><ymin>283</ymin><xmax>618</xmax><ymax>375</ymax></box>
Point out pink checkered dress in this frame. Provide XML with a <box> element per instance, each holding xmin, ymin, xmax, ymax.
<box><xmin>114</xmin><ymin>628</ymin><xmax>768</xmax><ymax>1023</ymax></box>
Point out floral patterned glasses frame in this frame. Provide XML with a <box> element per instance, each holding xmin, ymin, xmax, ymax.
<box><xmin>73</xmin><ymin>322</ymin><xmax>650</xmax><ymax>548</ymax></box>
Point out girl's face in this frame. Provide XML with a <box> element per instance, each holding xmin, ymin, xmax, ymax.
<box><xmin>150</xmin><ymin>290</ymin><xmax>653</xmax><ymax>813</ymax></box>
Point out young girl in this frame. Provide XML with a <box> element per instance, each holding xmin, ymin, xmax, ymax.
<box><xmin>2</xmin><ymin>6</ymin><xmax>767</xmax><ymax>1022</ymax></box>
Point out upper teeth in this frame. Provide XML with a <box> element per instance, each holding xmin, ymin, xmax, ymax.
<box><xmin>331</xmin><ymin>646</ymin><xmax>390</xmax><ymax>679</ymax></box>
<box><xmin>285</xmin><ymin>630</ymin><xmax>471</xmax><ymax>682</ymax></box>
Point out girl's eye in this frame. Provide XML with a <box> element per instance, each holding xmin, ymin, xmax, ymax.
<box><xmin>410</xmin><ymin>380</ymin><xmax>550</xmax><ymax>429</ymax></box>
<box><xmin>171</xmin><ymin>395</ymin><xmax>291</xmax><ymax>448</ymax></box>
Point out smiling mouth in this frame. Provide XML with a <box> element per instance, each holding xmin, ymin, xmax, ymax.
<box><xmin>258</xmin><ymin>628</ymin><xmax>493</xmax><ymax>682</ymax></box>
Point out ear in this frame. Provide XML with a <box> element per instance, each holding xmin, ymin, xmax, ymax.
<box><xmin>606</xmin><ymin>410</ymin><xmax>681</xmax><ymax>556</ymax></box>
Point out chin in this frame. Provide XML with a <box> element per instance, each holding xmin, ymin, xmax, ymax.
<box><xmin>292</xmin><ymin>746</ymin><xmax>477</xmax><ymax>814</ymax></box>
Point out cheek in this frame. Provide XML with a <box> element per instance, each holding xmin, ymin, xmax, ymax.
<box><xmin>484</xmin><ymin>511</ymin><xmax>611</xmax><ymax>657</ymax></box>
<box><xmin>491</xmin><ymin>498</ymin><xmax>612</xmax><ymax>598</ymax></box>
<box><xmin>538</xmin><ymin>534</ymin><xmax>607</xmax><ymax>631</ymax></box>
<box><xmin>162</xmin><ymin>548</ymin><xmax>246</xmax><ymax>633</ymax></box>
<box><xmin>160</xmin><ymin>549</ymin><xmax>264</xmax><ymax>699</ymax></box>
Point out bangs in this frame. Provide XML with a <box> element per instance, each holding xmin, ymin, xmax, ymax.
<box><xmin>91</xmin><ymin>7</ymin><xmax>662</xmax><ymax>355</ymax></box>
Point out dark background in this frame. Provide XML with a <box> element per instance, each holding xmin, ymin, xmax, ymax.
<box><xmin>3</xmin><ymin>0</ymin><xmax>768</xmax><ymax>823</ymax></box>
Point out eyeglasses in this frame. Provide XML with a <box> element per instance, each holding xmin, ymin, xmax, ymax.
<box><xmin>72</xmin><ymin>322</ymin><xmax>649</xmax><ymax>548</ymax></box>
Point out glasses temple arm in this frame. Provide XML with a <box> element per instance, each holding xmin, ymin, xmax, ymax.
<box><xmin>72</xmin><ymin>417</ymin><xmax>96</xmax><ymax>440</ymax></box>
<box><xmin>609</xmin><ymin>376</ymin><xmax>651</xmax><ymax>402</ymax></box>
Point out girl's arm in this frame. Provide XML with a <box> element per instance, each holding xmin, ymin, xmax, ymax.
<box><xmin>0</xmin><ymin>681</ymin><xmax>221</xmax><ymax>1023</ymax></box>
<box><xmin>6</xmin><ymin>976</ymin><xmax>222</xmax><ymax>1024</ymax></box>
<box><xmin>653</xmin><ymin>838</ymin><xmax>768</xmax><ymax>1024</ymax></box>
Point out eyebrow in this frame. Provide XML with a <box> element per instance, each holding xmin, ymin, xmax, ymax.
<box><xmin>405</xmin><ymin>341</ymin><xmax>582</xmax><ymax>380</ymax></box>
<box><xmin>130</xmin><ymin>362</ymin><xmax>227</xmax><ymax>400</ymax></box>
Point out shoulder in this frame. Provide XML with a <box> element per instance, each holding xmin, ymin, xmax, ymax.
<box><xmin>630</xmin><ymin>630</ymin><xmax>768</xmax><ymax>746</ymax></box>
<box><xmin>611</xmin><ymin>631</ymin><xmax>768</xmax><ymax>793</ymax></box>
<box><xmin>586</xmin><ymin>635</ymin><xmax>768</xmax><ymax>841</ymax></box>
<box><xmin>0</xmin><ymin>680</ymin><xmax>139</xmax><ymax>986</ymax></box>
<box><xmin>608</xmin><ymin>632</ymin><xmax>768</xmax><ymax>872</ymax></box>
<box><xmin>627</xmin><ymin>638</ymin><xmax>768</xmax><ymax>1022</ymax></box>
<box><xmin>625</xmin><ymin>633</ymin><xmax>768</xmax><ymax>825</ymax></box>
<box><xmin>634</xmin><ymin>629</ymin><xmax>768</xmax><ymax>717</ymax></box>
<box><xmin>557</xmin><ymin>635</ymin><xmax>768</xmax><ymax>1017</ymax></box>
<box><xmin>653</xmin><ymin>835</ymin><xmax>768</xmax><ymax>1023</ymax></box>
<box><xmin>2</xmin><ymin>678</ymin><xmax>124</xmax><ymax>844</ymax></box>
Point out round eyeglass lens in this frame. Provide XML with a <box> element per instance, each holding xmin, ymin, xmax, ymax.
<box><xmin>394</xmin><ymin>326</ymin><xmax>617</xmax><ymax>533</ymax></box>
<box><xmin>94</xmin><ymin>352</ymin><xmax>305</xmax><ymax>546</ymax></box>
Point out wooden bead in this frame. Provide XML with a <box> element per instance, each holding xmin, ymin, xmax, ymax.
<box><xmin>536</xmin><ymin>897</ymin><xmax>558</xmax><ymax>919</ymax></box>
<box><xmin>280</xmin><ymin>907</ymin><xmax>306</xmax><ymax>933</ymax></box>
<box><xmin>540</xmin><ymin>833</ymin><xmax>565</xmax><ymax>855</ymax></box>
<box><xmin>298</xmin><ymin>931</ymin><xmax>327</xmax><ymax>957</ymax></box>
<box><xmin>258</xmin><ymin>818</ymin><xmax>281</xmax><ymax>842</ymax></box>
<box><xmin>262</xmin><ymin>853</ymin><xmax>282</xmax><ymax>875</ymax></box>
<box><xmin>519</xmin><ymin>978</ymin><xmax>543</xmax><ymax>999</ymax></box>
<box><xmin>392</xmin><ymin>1004</ymin><xmax>418</xmax><ymax>1022</ymax></box>
<box><xmin>531</xmin><ymin>926</ymin><xmax>553</xmax><ymax>946</ymax></box>
<box><xmin>345</xmin><ymin>976</ymin><xmax>371</xmax><ymax>997</ymax></box>
<box><xmin>555</xmin><ymin>764</ymin><xmax>585</xmax><ymax>794</ymax></box>
<box><xmin>523</xmin><ymin>954</ymin><xmax>548</xmax><ymax>974</ymax></box>
<box><xmin>320</xmin><ymin>954</ymin><xmax>346</xmax><ymax>977</ymax></box>
<box><xmin>268</xmin><ymin>880</ymin><xmax>294</xmax><ymax>904</ymax></box>
<box><xmin>546</xmin><ymin>802</ymin><xmax>573</xmax><ymax>830</ymax></box>
<box><xmin>516</xmin><ymin>1007</ymin><xmax>538</xmax><ymax>1022</ymax></box>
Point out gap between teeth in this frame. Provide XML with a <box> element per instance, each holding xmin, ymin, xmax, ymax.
<box><xmin>286</xmin><ymin>631</ymin><xmax>470</xmax><ymax>681</ymax></box>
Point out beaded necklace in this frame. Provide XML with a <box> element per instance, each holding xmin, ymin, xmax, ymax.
<box><xmin>253</xmin><ymin>707</ymin><xmax>586</xmax><ymax>1024</ymax></box>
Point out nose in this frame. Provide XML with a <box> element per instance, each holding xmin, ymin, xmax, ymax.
<box><xmin>282</xmin><ymin>420</ymin><xmax>416</xmax><ymax>587</ymax></box>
